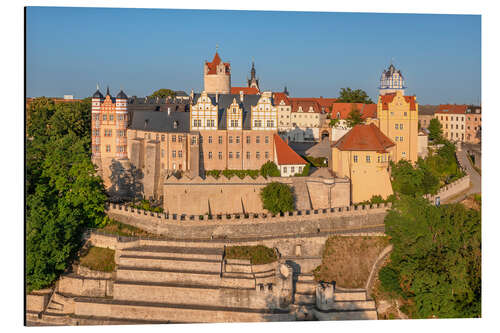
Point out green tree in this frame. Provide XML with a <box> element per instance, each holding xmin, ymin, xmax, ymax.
<box><xmin>26</xmin><ymin>99</ymin><xmax>107</xmax><ymax>292</ymax></box>
<box><xmin>260</xmin><ymin>161</ymin><xmax>281</xmax><ymax>178</ymax></box>
<box><xmin>428</xmin><ymin>118</ymin><xmax>444</xmax><ymax>142</ymax></box>
<box><xmin>260</xmin><ymin>182</ymin><xmax>295</xmax><ymax>214</ymax></box>
<box><xmin>336</xmin><ymin>87</ymin><xmax>374</xmax><ymax>104</ymax></box>
<box><xmin>149</xmin><ymin>89</ymin><xmax>176</xmax><ymax>99</ymax></box>
<box><xmin>381</xmin><ymin>196</ymin><xmax>481</xmax><ymax>318</ymax></box>
<box><xmin>329</xmin><ymin>118</ymin><xmax>340</xmax><ymax>128</ymax></box>
<box><xmin>346</xmin><ymin>108</ymin><xmax>364</xmax><ymax>128</ymax></box>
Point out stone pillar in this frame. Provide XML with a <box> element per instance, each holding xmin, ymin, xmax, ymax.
<box><xmin>315</xmin><ymin>282</ymin><xmax>335</xmax><ymax>311</ymax></box>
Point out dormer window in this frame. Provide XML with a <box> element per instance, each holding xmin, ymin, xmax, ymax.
<box><xmin>173</xmin><ymin>120</ymin><xmax>179</xmax><ymax>129</ymax></box>
<box><xmin>336</xmin><ymin>112</ymin><xmax>340</xmax><ymax>119</ymax></box>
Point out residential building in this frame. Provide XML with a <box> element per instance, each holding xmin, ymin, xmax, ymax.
<box><xmin>434</xmin><ymin>104</ymin><xmax>467</xmax><ymax>142</ymax></box>
<box><xmin>465</xmin><ymin>105</ymin><xmax>481</xmax><ymax>144</ymax></box>
<box><xmin>273</xmin><ymin>134</ymin><xmax>307</xmax><ymax>176</ymax></box>
<box><xmin>329</xmin><ymin>103</ymin><xmax>377</xmax><ymax>141</ymax></box>
<box><xmin>331</xmin><ymin>124</ymin><xmax>395</xmax><ymax>203</ymax></box>
<box><xmin>273</xmin><ymin>92</ymin><xmax>292</xmax><ymax>133</ymax></box>
<box><xmin>418</xmin><ymin>105</ymin><xmax>438</xmax><ymax>129</ymax></box>
<box><xmin>289</xmin><ymin>98</ymin><xmax>322</xmax><ymax>142</ymax></box>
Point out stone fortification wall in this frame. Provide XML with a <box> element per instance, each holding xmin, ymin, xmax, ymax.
<box><xmin>424</xmin><ymin>175</ymin><xmax>470</xmax><ymax>203</ymax></box>
<box><xmin>106</xmin><ymin>202</ymin><xmax>389</xmax><ymax>241</ymax></box>
<box><xmin>163</xmin><ymin>174</ymin><xmax>350</xmax><ymax>215</ymax></box>
<box><xmin>58</xmin><ymin>275</ymin><xmax>113</xmax><ymax>297</ymax></box>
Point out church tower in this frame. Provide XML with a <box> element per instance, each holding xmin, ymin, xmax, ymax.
<box><xmin>247</xmin><ymin>61</ymin><xmax>260</xmax><ymax>90</ymax></box>
<box><xmin>379</xmin><ymin>63</ymin><xmax>405</xmax><ymax>96</ymax></box>
<box><xmin>203</xmin><ymin>50</ymin><xmax>231</xmax><ymax>94</ymax></box>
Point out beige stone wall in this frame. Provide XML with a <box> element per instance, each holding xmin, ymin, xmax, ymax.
<box><xmin>58</xmin><ymin>275</ymin><xmax>113</xmax><ymax>297</ymax></box>
<box><xmin>425</xmin><ymin>175</ymin><xmax>470</xmax><ymax>203</ymax></box>
<box><xmin>331</xmin><ymin>148</ymin><xmax>394</xmax><ymax>203</ymax></box>
<box><xmin>26</xmin><ymin>291</ymin><xmax>51</xmax><ymax>312</ymax></box>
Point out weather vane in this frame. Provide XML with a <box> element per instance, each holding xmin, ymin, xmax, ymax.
<box><xmin>216</xmin><ymin>44</ymin><xmax>218</xmax><ymax>52</ymax></box>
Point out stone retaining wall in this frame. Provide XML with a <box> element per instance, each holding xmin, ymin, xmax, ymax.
<box><xmin>58</xmin><ymin>275</ymin><xmax>113</xmax><ymax>297</ymax></box>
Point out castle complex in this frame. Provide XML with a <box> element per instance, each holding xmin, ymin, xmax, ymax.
<box><xmin>90</xmin><ymin>51</ymin><xmax>422</xmax><ymax>207</ymax></box>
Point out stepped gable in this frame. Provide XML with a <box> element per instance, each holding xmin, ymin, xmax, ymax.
<box><xmin>333</xmin><ymin>123</ymin><xmax>395</xmax><ymax>153</ymax></box>
<box><xmin>380</xmin><ymin>92</ymin><xmax>416</xmax><ymax>110</ymax></box>
<box><xmin>192</xmin><ymin>93</ymin><xmax>261</xmax><ymax>130</ymax></box>
<box><xmin>274</xmin><ymin>134</ymin><xmax>307</xmax><ymax>165</ymax></box>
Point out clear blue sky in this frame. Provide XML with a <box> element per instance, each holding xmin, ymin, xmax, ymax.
<box><xmin>26</xmin><ymin>7</ymin><xmax>481</xmax><ymax>105</ymax></box>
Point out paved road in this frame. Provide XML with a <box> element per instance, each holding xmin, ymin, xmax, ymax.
<box><xmin>447</xmin><ymin>146</ymin><xmax>481</xmax><ymax>203</ymax></box>
<box><xmin>289</xmin><ymin>138</ymin><xmax>331</xmax><ymax>159</ymax></box>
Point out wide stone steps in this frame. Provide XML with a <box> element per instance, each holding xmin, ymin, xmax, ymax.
<box><xmin>119</xmin><ymin>255</ymin><xmax>222</xmax><ymax>273</ymax></box>
<box><xmin>74</xmin><ymin>297</ymin><xmax>295</xmax><ymax>323</ymax></box>
<box><xmin>296</xmin><ymin>273</ymin><xmax>315</xmax><ymax>282</ymax></box>
<box><xmin>116</xmin><ymin>266</ymin><xmax>223</xmax><ymax>286</ymax></box>
<box><xmin>121</xmin><ymin>245</ymin><xmax>224</xmax><ymax>261</ymax></box>
<box><xmin>112</xmin><ymin>280</ymin><xmax>264</xmax><ymax>309</ymax></box>
<box><xmin>334</xmin><ymin>290</ymin><xmax>367</xmax><ymax>301</ymax></box>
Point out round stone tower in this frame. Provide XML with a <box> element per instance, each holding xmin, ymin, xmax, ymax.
<box><xmin>204</xmin><ymin>51</ymin><xmax>231</xmax><ymax>94</ymax></box>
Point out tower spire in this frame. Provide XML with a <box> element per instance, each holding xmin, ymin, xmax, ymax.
<box><xmin>106</xmin><ymin>85</ymin><xmax>110</xmax><ymax>96</ymax></box>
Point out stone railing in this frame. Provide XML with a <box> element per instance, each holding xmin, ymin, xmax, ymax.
<box><xmin>106</xmin><ymin>201</ymin><xmax>392</xmax><ymax>226</ymax></box>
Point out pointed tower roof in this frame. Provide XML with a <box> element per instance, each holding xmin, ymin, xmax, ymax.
<box><xmin>116</xmin><ymin>89</ymin><xmax>127</xmax><ymax>99</ymax></box>
<box><xmin>92</xmin><ymin>89</ymin><xmax>103</xmax><ymax>99</ymax></box>
<box><xmin>206</xmin><ymin>51</ymin><xmax>230</xmax><ymax>75</ymax></box>
<box><xmin>106</xmin><ymin>86</ymin><xmax>111</xmax><ymax>97</ymax></box>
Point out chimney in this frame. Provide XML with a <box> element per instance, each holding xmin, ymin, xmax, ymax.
<box><xmin>190</xmin><ymin>89</ymin><xmax>194</xmax><ymax>99</ymax></box>
<box><xmin>168</xmin><ymin>107</ymin><xmax>171</xmax><ymax>115</ymax></box>
<box><xmin>240</xmin><ymin>90</ymin><xmax>244</xmax><ymax>103</ymax></box>
<box><xmin>216</xmin><ymin>90</ymin><xmax>219</xmax><ymax>103</ymax></box>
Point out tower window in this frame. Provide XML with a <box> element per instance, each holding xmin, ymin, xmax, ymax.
<box><xmin>218</xmin><ymin>152</ymin><xmax>222</xmax><ymax>159</ymax></box>
<box><xmin>354</xmin><ymin>155</ymin><xmax>358</xmax><ymax>163</ymax></box>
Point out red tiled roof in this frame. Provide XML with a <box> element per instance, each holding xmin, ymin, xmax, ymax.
<box><xmin>273</xmin><ymin>92</ymin><xmax>290</xmax><ymax>105</ymax></box>
<box><xmin>334</xmin><ymin>123</ymin><xmax>395</xmax><ymax>153</ymax></box>
<box><xmin>230</xmin><ymin>87</ymin><xmax>259</xmax><ymax>95</ymax></box>
<box><xmin>330</xmin><ymin>103</ymin><xmax>377</xmax><ymax>119</ymax></box>
<box><xmin>435</xmin><ymin>104</ymin><xmax>467</xmax><ymax>114</ymax></box>
<box><xmin>273</xmin><ymin>134</ymin><xmax>307</xmax><ymax>165</ymax></box>
<box><xmin>380</xmin><ymin>93</ymin><xmax>416</xmax><ymax>111</ymax></box>
<box><xmin>206</xmin><ymin>52</ymin><xmax>230</xmax><ymax>75</ymax></box>
<box><xmin>290</xmin><ymin>98</ymin><xmax>321</xmax><ymax>113</ymax></box>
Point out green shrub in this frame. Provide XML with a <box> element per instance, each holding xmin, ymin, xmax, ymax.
<box><xmin>260</xmin><ymin>182</ymin><xmax>295</xmax><ymax>214</ymax></box>
<box><xmin>379</xmin><ymin>266</ymin><xmax>402</xmax><ymax>294</ymax></box>
<box><xmin>225</xmin><ymin>245</ymin><xmax>277</xmax><ymax>264</ymax></box>
<box><xmin>260</xmin><ymin>161</ymin><xmax>281</xmax><ymax>177</ymax></box>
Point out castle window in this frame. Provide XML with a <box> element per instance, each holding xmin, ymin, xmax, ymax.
<box><xmin>110</xmin><ymin>115</ymin><xmax>114</xmax><ymax>121</ymax></box>
<box><xmin>283</xmin><ymin>167</ymin><xmax>287</xmax><ymax>173</ymax></box>
<box><xmin>218</xmin><ymin>136</ymin><xmax>223</xmax><ymax>144</ymax></box>
<box><xmin>395</xmin><ymin>124</ymin><xmax>399</xmax><ymax>130</ymax></box>
<box><xmin>256</xmin><ymin>152</ymin><xmax>260</xmax><ymax>159</ymax></box>
<box><xmin>161</xmin><ymin>135</ymin><xmax>165</xmax><ymax>141</ymax></box>
<box><xmin>191</xmin><ymin>136</ymin><xmax>197</xmax><ymax>145</ymax></box>
<box><xmin>366</xmin><ymin>155</ymin><xmax>371</xmax><ymax>163</ymax></box>
<box><xmin>106</xmin><ymin>145</ymin><xmax>111</xmax><ymax>152</ymax></box>
<box><xmin>229</xmin><ymin>136</ymin><xmax>233</xmax><ymax>144</ymax></box>
<box><xmin>236</xmin><ymin>152</ymin><xmax>240</xmax><ymax>159</ymax></box>
<box><xmin>246</xmin><ymin>136</ymin><xmax>251</xmax><ymax>144</ymax></box>
<box><xmin>265</xmin><ymin>152</ymin><xmax>269</xmax><ymax>159</ymax></box>
<box><xmin>256</xmin><ymin>136</ymin><xmax>260</xmax><ymax>144</ymax></box>
<box><xmin>246</xmin><ymin>151</ymin><xmax>250</xmax><ymax>159</ymax></box>
<box><xmin>400</xmin><ymin>136</ymin><xmax>404</xmax><ymax>141</ymax></box>
<box><xmin>156</xmin><ymin>134</ymin><xmax>159</xmax><ymax>141</ymax></box>
<box><xmin>236</xmin><ymin>136</ymin><xmax>240</xmax><ymax>144</ymax></box>
<box><xmin>103</xmin><ymin>114</ymin><xmax>107</xmax><ymax>121</ymax></box>
<box><xmin>208</xmin><ymin>136</ymin><xmax>213</xmax><ymax>144</ymax></box>
<box><xmin>378</xmin><ymin>156</ymin><xmax>381</xmax><ymax>163</ymax></box>
<box><xmin>229</xmin><ymin>152</ymin><xmax>233</xmax><ymax>159</ymax></box>
<box><xmin>404</xmin><ymin>112</ymin><xmax>407</xmax><ymax>117</ymax></box>
<box><xmin>179</xmin><ymin>136</ymin><xmax>183</xmax><ymax>143</ymax></box>
<box><xmin>402</xmin><ymin>152</ymin><xmax>406</xmax><ymax>157</ymax></box>
<box><xmin>208</xmin><ymin>152</ymin><xmax>212</xmax><ymax>159</ymax></box>
<box><xmin>172</xmin><ymin>135</ymin><xmax>176</xmax><ymax>142</ymax></box>
<box><xmin>265</xmin><ymin>136</ymin><xmax>269</xmax><ymax>144</ymax></box>
<box><xmin>218</xmin><ymin>152</ymin><xmax>222</xmax><ymax>159</ymax></box>
<box><xmin>178</xmin><ymin>151</ymin><xmax>182</xmax><ymax>158</ymax></box>
<box><xmin>395</xmin><ymin>136</ymin><xmax>399</xmax><ymax>141</ymax></box>
<box><xmin>400</xmin><ymin>123</ymin><xmax>404</xmax><ymax>130</ymax></box>
<box><xmin>291</xmin><ymin>166</ymin><xmax>295</xmax><ymax>173</ymax></box>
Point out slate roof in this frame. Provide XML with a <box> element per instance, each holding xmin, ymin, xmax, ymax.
<box><xmin>116</xmin><ymin>90</ymin><xmax>127</xmax><ymax>99</ymax></box>
<box><xmin>418</xmin><ymin>105</ymin><xmax>438</xmax><ymax>116</ymax></box>
<box><xmin>333</xmin><ymin>123</ymin><xmax>395</xmax><ymax>153</ymax></box>
<box><xmin>129</xmin><ymin>110</ymin><xmax>191</xmax><ymax>133</ymax></box>
<box><xmin>92</xmin><ymin>89</ymin><xmax>104</xmax><ymax>99</ymax></box>
<box><xmin>192</xmin><ymin>93</ymin><xmax>262</xmax><ymax>130</ymax></box>
<box><xmin>273</xmin><ymin>134</ymin><xmax>307</xmax><ymax>165</ymax></box>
